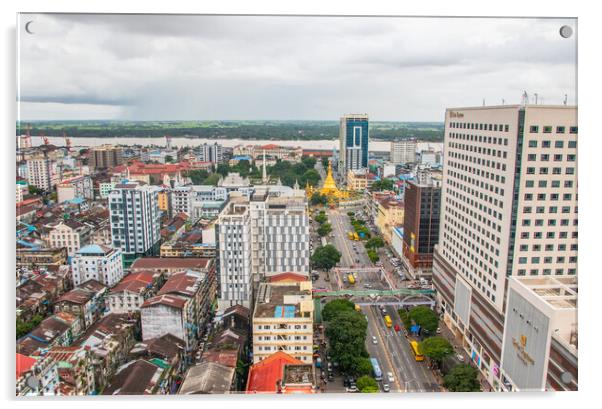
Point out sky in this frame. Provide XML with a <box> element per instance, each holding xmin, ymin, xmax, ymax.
<box><xmin>17</xmin><ymin>14</ymin><xmax>577</xmax><ymax>121</ymax></box>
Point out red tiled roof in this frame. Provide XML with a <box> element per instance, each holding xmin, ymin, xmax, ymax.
<box><xmin>261</xmin><ymin>144</ymin><xmax>281</xmax><ymax>150</ymax></box>
<box><xmin>110</xmin><ymin>271</ymin><xmax>159</xmax><ymax>294</ymax></box>
<box><xmin>158</xmin><ymin>270</ymin><xmax>202</xmax><ymax>297</ymax></box>
<box><xmin>267</xmin><ymin>272</ymin><xmax>308</xmax><ymax>283</ymax></box>
<box><xmin>141</xmin><ymin>294</ymin><xmax>187</xmax><ymax>309</ymax></box>
<box><xmin>246</xmin><ymin>351</ymin><xmax>304</xmax><ymax>393</ymax></box>
<box><xmin>16</xmin><ymin>353</ymin><xmax>37</xmax><ymax>379</ymax></box>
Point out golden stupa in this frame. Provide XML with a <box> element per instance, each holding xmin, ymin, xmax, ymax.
<box><xmin>306</xmin><ymin>160</ymin><xmax>350</xmax><ymax>202</ymax></box>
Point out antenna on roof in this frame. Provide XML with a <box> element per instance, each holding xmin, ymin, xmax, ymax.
<box><xmin>521</xmin><ymin>91</ymin><xmax>529</xmax><ymax>106</ymax></box>
<box><xmin>563</xmin><ymin>94</ymin><xmax>568</xmax><ymax>106</ymax></box>
<box><xmin>534</xmin><ymin>93</ymin><xmax>539</xmax><ymax>105</ymax></box>
<box><xmin>502</xmin><ymin>99</ymin><xmax>505</xmax><ymax>105</ymax></box>
<box><xmin>482</xmin><ymin>98</ymin><xmax>485</xmax><ymax>106</ymax></box>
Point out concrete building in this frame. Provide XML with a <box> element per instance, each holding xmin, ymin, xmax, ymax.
<box><xmin>16</xmin><ymin>353</ymin><xmax>60</xmax><ymax>396</ymax></box>
<box><xmin>89</xmin><ymin>145</ymin><xmax>123</xmax><ymax>169</ymax></box>
<box><xmin>54</xmin><ymin>280</ymin><xmax>108</xmax><ymax>329</ymax></box>
<box><xmin>216</xmin><ymin>189</ymin><xmax>310</xmax><ymax>311</ymax></box>
<box><xmin>420</xmin><ymin>149</ymin><xmax>438</xmax><ymax>166</ymax></box>
<box><xmin>252</xmin><ymin>277</ymin><xmax>313</xmax><ymax>363</ymax></box>
<box><xmin>171</xmin><ymin>185</ymin><xmax>228</xmax><ymax>220</ymax></box>
<box><xmin>141</xmin><ymin>269</ymin><xmax>215</xmax><ymax>351</ymax></box>
<box><xmin>346</xmin><ymin>168</ymin><xmax>369</xmax><ymax>191</ymax></box>
<box><xmin>433</xmin><ymin>105</ymin><xmax>578</xmax><ymax>390</ymax></box>
<box><xmin>375</xmin><ymin>196</ymin><xmax>404</xmax><ymax>244</ymax></box>
<box><xmin>246</xmin><ymin>351</ymin><xmax>316</xmax><ymax>394</ymax></box>
<box><xmin>99</xmin><ymin>182</ymin><xmax>116</xmax><ymax>199</ymax></box>
<box><xmin>71</xmin><ymin>244</ymin><xmax>124</xmax><ymax>287</ymax></box>
<box><xmin>16</xmin><ymin>248</ymin><xmax>68</xmax><ymax>269</ymax></box>
<box><xmin>46</xmin><ymin>220</ymin><xmax>92</xmax><ymax>258</ymax></box>
<box><xmin>500</xmin><ymin>276</ymin><xmax>577</xmax><ymax>391</ymax></box>
<box><xmin>401</xmin><ymin>179</ymin><xmax>441</xmax><ymax>279</ymax></box>
<box><xmin>57</xmin><ymin>175</ymin><xmax>93</xmax><ymax>203</ymax></box>
<box><xmin>27</xmin><ymin>156</ymin><xmax>54</xmax><ymax>191</ymax></box>
<box><xmin>339</xmin><ymin>114</ymin><xmax>369</xmax><ymax>179</ymax></box>
<box><xmin>108</xmin><ymin>271</ymin><xmax>164</xmax><ymax>314</ymax></box>
<box><xmin>195</xmin><ymin>142</ymin><xmax>224</xmax><ymax>164</ymax></box>
<box><xmin>108</xmin><ymin>181</ymin><xmax>162</xmax><ymax>266</ymax></box>
<box><xmin>391</xmin><ymin>139</ymin><xmax>417</xmax><ymax>165</ymax></box>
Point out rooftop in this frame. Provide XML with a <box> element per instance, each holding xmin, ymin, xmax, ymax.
<box><xmin>254</xmin><ymin>283</ymin><xmax>313</xmax><ymax>319</ymax></box>
<box><xmin>178</xmin><ymin>361</ymin><xmax>235</xmax><ymax>395</ymax></box>
<box><xmin>246</xmin><ymin>351</ymin><xmax>306</xmax><ymax>393</ymax></box>
<box><xmin>102</xmin><ymin>360</ymin><xmax>164</xmax><ymax>395</ymax></box>
<box><xmin>158</xmin><ymin>269</ymin><xmax>206</xmax><ymax>297</ymax></box>
<box><xmin>131</xmin><ymin>257</ymin><xmax>211</xmax><ymax>271</ymax></box>
<box><xmin>110</xmin><ymin>271</ymin><xmax>161</xmax><ymax>295</ymax></box>
<box><xmin>76</xmin><ymin>244</ymin><xmax>113</xmax><ymax>256</ymax></box>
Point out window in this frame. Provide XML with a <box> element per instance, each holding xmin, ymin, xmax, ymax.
<box><xmin>523</xmin><ymin>206</ymin><xmax>532</xmax><ymax>213</ymax></box>
<box><xmin>569</xmin><ymin>126</ymin><xmax>578</xmax><ymax>134</ymax></box>
<box><xmin>528</xmin><ymin>140</ymin><xmax>538</xmax><ymax>148</ymax></box>
<box><xmin>527</xmin><ymin>154</ymin><xmax>536</xmax><ymax>161</ymax></box>
<box><xmin>556</xmin><ymin>126</ymin><xmax>565</xmax><ymax>133</ymax></box>
<box><xmin>566</xmin><ymin>167</ymin><xmax>575</xmax><ymax>175</ymax></box>
<box><xmin>568</xmin><ymin>141</ymin><xmax>577</xmax><ymax>148</ymax></box>
<box><xmin>526</xmin><ymin>180</ymin><xmax>534</xmax><ymax>188</ymax></box>
<box><xmin>554</xmin><ymin>154</ymin><xmax>563</xmax><ymax>161</ymax></box>
<box><xmin>538</xmin><ymin>180</ymin><xmax>547</xmax><ymax>188</ymax></box>
<box><xmin>518</xmin><ymin>257</ymin><xmax>527</xmax><ymax>264</ymax></box>
<box><xmin>539</xmin><ymin>168</ymin><xmax>548</xmax><ymax>175</ymax></box>
<box><xmin>542</xmin><ymin>140</ymin><xmax>551</xmax><ymax>148</ymax></box>
<box><xmin>530</xmin><ymin>125</ymin><xmax>539</xmax><ymax>133</ymax></box>
<box><xmin>543</xmin><ymin>126</ymin><xmax>552</xmax><ymax>133</ymax></box>
<box><xmin>541</xmin><ymin>154</ymin><xmax>549</xmax><ymax>161</ymax></box>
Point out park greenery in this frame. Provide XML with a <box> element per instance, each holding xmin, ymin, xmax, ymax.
<box><xmin>443</xmin><ymin>364</ymin><xmax>481</xmax><ymax>392</ymax></box>
<box><xmin>314</xmin><ymin>211</ymin><xmax>327</xmax><ymax>224</ymax></box>
<box><xmin>365</xmin><ymin>236</ymin><xmax>385</xmax><ymax>250</ymax></box>
<box><xmin>349</xmin><ymin>216</ymin><xmax>371</xmax><ymax>239</ymax></box>
<box><xmin>370</xmin><ymin>178</ymin><xmax>396</xmax><ymax>192</ymax></box>
<box><xmin>311</xmin><ymin>244</ymin><xmax>341</xmax><ymax>271</ymax></box>
<box><xmin>16</xmin><ymin>314</ymin><xmax>44</xmax><ymax>339</ymax></box>
<box><xmin>356</xmin><ymin>376</ymin><xmax>379</xmax><ymax>393</ymax></box>
<box><xmin>18</xmin><ymin>120</ymin><xmax>444</xmax><ymax>142</ymax></box>
<box><xmin>322</xmin><ymin>300</ymin><xmax>371</xmax><ymax>376</ymax></box>
<box><xmin>186</xmin><ymin>169</ymin><xmax>221</xmax><ymax>186</ymax></box>
<box><xmin>366</xmin><ymin>249</ymin><xmax>379</xmax><ymax>263</ymax></box>
<box><xmin>310</xmin><ymin>192</ymin><xmax>328</xmax><ymax>206</ymax></box>
<box><xmin>419</xmin><ymin>336</ymin><xmax>454</xmax><ymax>365</ymax></box>
<box><xmin>317</xmin><ymin>223</ymin><xmax>333</xmax><ymax>237</ymax></box>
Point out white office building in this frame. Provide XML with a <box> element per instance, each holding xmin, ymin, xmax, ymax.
<box><xmin>108</xmin><ymin>182</ymin><xmax>162</xmax><ymax>262</ymax></box>
<box><xmin>27</xmin><ymin>157</ymin><xmax>54</xmax><ymax>191</ymax></box>
<box><xmin>391</xmin><ymin>139</ymin><xmax>417</xmax><ymax>164</ymax></box>
<box><xmin>71</xmin><ymin>244</ymin><xmax>124</xmax><ymax>287</ymax></box>
<box><xmin>433</xmin><ymin>104</ymin><xmax>577</xmax><ymax>390</ymax></box>
<box><xmin>216</xmin><ymin>188</ymin><xmax>310</xmax><ymax>311</ymax></box>
<box><xmin>195</xmin><ymin>142</ymin><xmax>224</xmax><ymax>164</ymax></box>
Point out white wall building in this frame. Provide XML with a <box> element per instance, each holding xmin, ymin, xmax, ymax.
<box><xmin>57</xmin><ymin>175</ymin><xmax>93</xmax><ymax>203</ymax></box>
<box><xmin>195</xmin><ymin>142</ymin><xmax>224</xmax><ymax>163</ymax></box>
<box><xmin>433</xmin><ymin>104</ymin><xmax>578</xmax><ymax>390</ymax></box>
<box><xmin>71</xmin><ymin>244</ymin><xmax>124</xmax><ymax>287</ymax></box>
<box><xmin>108</xmin><ymin>182</ymin><xmax>162</xmax><ymax>260</ymax></box>
<box><xmin>46</xmin><ymin>220</ymin><xmax>92</xmax><ymax>258</ymax></box>
<box><xmin>27</xmin><ymin>157</ymin><xmax>54</xmax><ymax>191</ymax></box>
<box><xmin>391</xmin><ymin>139</ymin><xmax>417</xmax><ymax>164</ymax></box>
<box><xmin>99</xmin><ymin>182</ymin><xmax>116</xmax><ymax>199</ymax></box>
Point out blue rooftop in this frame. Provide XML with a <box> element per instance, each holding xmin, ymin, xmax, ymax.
<box><xmin>232</xmin><ymin>155</ymin><xmax>252</xmax><ymax>161</ymax></box>
<box><xmin>77</xmin><ymin>244</ymin><xmax>108</xmax><ymax>255</ymax></box>
<box><xmin>274</xmin><ymin>305</ymin><xmax>296</xmax><ymax>318</ymax></box>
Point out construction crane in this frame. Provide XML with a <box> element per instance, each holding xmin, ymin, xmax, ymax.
<box><xmin>63</xmin><ymin>131</ymin><xmax>71</xmax><ymax>151</ymax></box>
<box><xmin>41</xmin><ymin>131</ymin><xmax>49</xmax><ymax>145</ymax></box>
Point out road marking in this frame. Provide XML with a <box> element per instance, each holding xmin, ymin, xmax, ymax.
<box><xmin>365</xmin><ymin>306</ymin><xmax>402</xmax><ymax>392</ymax></box>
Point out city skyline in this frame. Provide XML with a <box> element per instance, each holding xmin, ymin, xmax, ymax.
<box><xmin>18</xmin><ymin>15</ymin><xmax>576</xmax><ymax>121</ymax></box>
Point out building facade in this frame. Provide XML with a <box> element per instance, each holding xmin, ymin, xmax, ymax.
<box><xmin>57</xmin><ymin>175</ymin><xmax>93</xmax><ymax>203</ymax></box>
<box><xmin>433</xmin><ymin>105</ymin><xmax>577</xmax><ymax>390</ymax></box>
<box><xmin>391</xmin><ymin>139</ymin><xmax>417</xmax><ymax>165</ymax></box>
<box><xmin>89</xmin><ymin>145</ymin><xmax>123</xmax><ymax>169</ymax></box>
<box><xmin>27</xmin><ymin>156</ymin><xmax>54</xmax><ymax>191</ymax></box>
<box><xmin>339</xmin><ymin>114</ymin><xmax>369</xmax><ymax>178</ymax></box>
<box><xmin>71</xmin><ymin>244</ymin><xmax>124</xmax><ymax>287</ymax></box>
<box><xmin>108</xmin><ymin>182</ymin><xmax>162</xmax><ymax>265</ymax></box>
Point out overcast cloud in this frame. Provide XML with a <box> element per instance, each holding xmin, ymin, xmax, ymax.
<box><xmin>17</xmin><ymin>14</ymin><xmax>577</xmax><ymax>121</ymax></box>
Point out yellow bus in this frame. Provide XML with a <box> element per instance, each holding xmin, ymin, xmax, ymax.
<box><xmin>410</xmin><ymin>341</ymin><xmax>425</xmax><ymax>361</ymax></box>
<box><xmin>348</xmin><ymin>231</ymin><xmax>355</xmax><ymax>240</ymax></box>
<box><xmin>347</xmin><ymin>274</ymin><xmax>356</xmax><ymax>285</ymax></box>
<box><xmin>384</xmin><ymin>315</ymin><xmax>392</xmax><ymax>328</ymax></box>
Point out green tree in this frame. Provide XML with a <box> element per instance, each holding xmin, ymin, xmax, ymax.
<box><xmin>164</xmin><ymin>155</ymin><xmax>174</xmax><ymax>163</ymax></box>
<box><xmin>187</xmin><ymin>169</ymin><xmax>209</xmax><ymax>184</ymax></box>
<box><xmin>311</xmin><ymin>244</ymin><xmax>341</xmax><ymax>271</ymax></box>
<box><xmin>356</xmin><ymin>376</ymin><xmax>379</xmax><ymax>393</ymax></box>
<box><xmin>443</xmin><ymin>364</ymin><xmax>481</xmax><ymax>392</ymax></box>
<box><xmin>314</xmin><ymin>212</ymin><xmax>327</xmax><ymax>224</ymax></box>
<box><xmin>322</xmin><ymin>299</ymin><xmax>355</xmax><ymax>322</ymax></box>
<box><xmin>409</xmin><ymin>306</ymin><xmax>439</xmax><ymax>335</ymax></box>
<box><xmin>365</xmin><ymin>237</ymin><xmax>384</xmax><ymax>249</ymax></box>
<box><xmin>371</xmin><ymin>178</ymin><xmax>395</xmax><ymax>192</ymax></box>
<box><xmin>28</xmin><ymin>185</ymin><xmax>42</xmax><ymax>195</ymax></box>
<box><xmin>420</xmin><ymin>336</ymin><xmax>454</xmax><ymax>364</ymax></box>
<box><xmin>367</xmin><ymin>249</ymin><xmax>379</xmax><ymax>263</ymax></box>
<box><xmin>398</xmin><ymin>309</ymin><xmax>412</xmax><ymax>331</ymax></box>
<box><xmin>351</xmin><ymin>357</ymin><xmax>374</xmax><ymax>377</ymax></box>
<box><xmin>317</xmin><ymin>223</ymin><xmax>332</xmax><ymax>237</ymax></box>
<box><xmin>301</xmin><ymin>169</ymin><xmax>321</xmax><ymax>187</ymax></box>
<box><xmin>310</xmin><ymin>193</ymin><xmax>328</xmax><ymax>206</ymax></box>
<box><xmin>301</xmin><ymin>156</ymin><xmax>317</xmax><ymax>169</ymax></box>
<box><xmin>216</xmin><ymin>163</ymin><xmax>230</xmax><ymax>176</ymax></box>
<box><xmin>203</xmin><ymin>173</ymin><xmax>221</xmax><ymax>186</ymax></box>
<box><xmin>321</xmin><ymin>157</ymin><xmax>330</xmax><ymax>168</ymax></box>
<box><xmin>325</xmin><ymin>310</ymin><xmax>368</xmax><ymax>373</ymax></box>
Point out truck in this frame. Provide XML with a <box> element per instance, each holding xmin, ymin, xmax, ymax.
<box><xmin>347</xmin><ymin>274</ymin><xmax>356</xmax><ymax>285</ymax></box>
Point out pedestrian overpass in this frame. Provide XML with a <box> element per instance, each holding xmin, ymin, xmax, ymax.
<box><xmin>312</xmin><ymin>288</ymin><xmax>436</xmax><ymax>309</ymax></box>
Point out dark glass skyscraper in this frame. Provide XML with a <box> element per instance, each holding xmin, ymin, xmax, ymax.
<box><xmin>339</xmin><ymin>114</ymin><xmax>369</xmax><ymax>176</ymax></box>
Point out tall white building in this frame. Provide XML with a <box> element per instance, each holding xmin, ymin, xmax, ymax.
<box><xmin>433</xmin><ymin>104</ymin><xmax>577</xmax><ymax>390</ymax></box>
<box><xmin>27</xmin><ymin>156</ymin><xmax>54</xmax><ymax>191</ymax></box>
<box><xmin>71</xmin><ymin>244</ymin><xmax>124</xmax><ymax>287</ymax></box>
<box><xmin>391</xmin><ymin>139</ymin><xmax>417</xmax><ymax>164</ymax></box>
<box><xmin>216</xmin><ymin>188</ymin><xmax>310</xmax><ymax>311</ymax></box>
<box><xmin>195</xmin><ymin>142</ymin><xmax>224</xmax><ymax>164</ymax></box>
<box><xmin>108</xmin><ymin>182</ymin><xmax>162</xmax><ymax>264</ymax></box>
<box><xmin>171</xmin><ymin>185</ymin><xmax>228</xmax><ymax>219</ymax></box>
<box><xmin>339</xmin><ymin>114</ymin><xmax>369</xmax><ymax>179</ymax></box>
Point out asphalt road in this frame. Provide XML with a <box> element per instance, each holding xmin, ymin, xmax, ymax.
<box><xmin>321</xmin><ymin>207</ymin><xmax>440</xmax><ymax>393</ymax></box>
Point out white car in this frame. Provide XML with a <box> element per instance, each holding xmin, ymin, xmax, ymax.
<box><xmin>387</xmin><ymin>372</ymin><xmax>394</xmax><ymax>383</ymax></box>
<box><xmin>372</xmin><ymin>336</ymin><xmax>378</xmax><ymax>345</ymax></box>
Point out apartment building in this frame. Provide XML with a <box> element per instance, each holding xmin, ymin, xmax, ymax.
<box><xmin>346</xmin><ymin>168</ymin><xmax>369</xmax><ymax>191</ymax></box>
<box><xmin>108</xmin><ymin>271</ymin><xmax>164</xmax><ymax>314</ymax></box>
<box><xmin>108</xmin><ymin>181</ymin><xmax>162</xmax><ymax>266</ymax></box>
<box><xmin>45</xmin><ymin>220</ymin><xmax>92</xmax><ymax>258</ymax></box>
<box><xmin>195</xmin><ymin>142</ymin><xmax>224</xmax><ymax>164</ymax></box>
<box><xmin>27</xmin><ymin>156</ymin><xmax>55</xmax><ymax>191</ymax></box>
<box><xmin>391</xmin><ymin>139</ymin><xmax>417</xmax><ymax>165</ymax></box>
<box><xmin>339</xmin><ymin>114</ymin><xmax>369</xmax><ymax>179</ymax></box>
<box><xmin>216</xmin><ymin>189</ymin><xmax>310</xmax><ymax>311</ymax></box>
<box><xmin>252</xmin><ymin>277</ymin><xmax>314</xmax><ymax>364</ymax></box>
<box><xmin>71</xmin><ymin>244</ymin><xmax>124</xmax><ymax>287</ymax></box>
<box><xmin>89</xmin><ymin>145</ymin><xmax>123</xmax><ymax>169</ymax></box>
<box><xmin>171</xmin><ymin>185</ymin><xmax>228</xmax><ymax>220</ymax></box>
<box><xmin>433</xmin><ymin>104</ymin><xmax>577</xmax><ymax>390</ymax></box>
<box><xmin>57</xmin><ymin>175</ymin><xmax>93</xmax><ymax>203</ymax></box>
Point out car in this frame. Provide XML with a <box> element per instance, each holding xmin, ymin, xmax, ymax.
<box><xmin>394</xmin><ymin>324</ymin><xmax>401</xmax><ymax>332</ymax></box>
<box><xmin>387</xmin><ymin>372</ymin><xmax>395</xmax><ymax>383</ymax></box>
<box><xmin>382</xmin><ymin>383</ymin><xmax>390</xmax><ymax>392</ymax></box>
<box><xmin>372</xmin><ymin>336</ymin><xmax>378</xmax><ymax>344</ymax></box>
<box><xmin>364</xmin><ymin>283</ymin><xmax>372</xmax><ymax>288</ymax></box>
<box><xmin>346</xmin><ymin>385</ymin><xmax>359</xmax><ymax>393</ymax></box>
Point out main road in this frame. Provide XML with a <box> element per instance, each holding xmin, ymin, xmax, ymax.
<box><xmin>325</xmin><ymin>207</ymin><xmax>440</xmax><ymax>393</ymax></box>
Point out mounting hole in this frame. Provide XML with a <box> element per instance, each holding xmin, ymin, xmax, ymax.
<box><xmin>559</xmin><ymin>25</ymin><xmax>573</xmax><ymax>39</ymax></box>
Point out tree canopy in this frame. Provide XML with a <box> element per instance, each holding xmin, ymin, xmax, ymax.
<box><xmin>443</xmin><ymin>364</ymin><xmax>481</xmax><ymax>392</ymax></box>
<box><xmin>314</xmin><ymin>211</ymin><xmax>327</xmax><ymax>224</ymax></box>
<box><xmin>310</xmin><ymin>193</ymin><xmax>328</xmax><ymax>206</ymax></box>
<box><xmin>317</xmin><ymin>223</ymin><xmax>332</xmax><ymax>237</ymax></box>
<box><xmin>356</xmin><ymin>376</ymin><xmax>379</xmax><ymax>393</ymax></box>
<box><xmin>420</xmin><ymin>336</ymin><xmax>454</xmax><ymax>363</ymax></box>
<box><xmin>408</xmin><ymin>306</ymin><xmax>439</xmax><ymax>335</ymax></box>
<box><xmin>324</xmin><ymin>309</ymin><xmax>369</xmax><ymax>374</ymax></box>
<box><xmin>311</xmin><ymin>244</ymin><xmax>341</xmax><ymax>271</ymax></box>
<box><xmin>365</xmin><ymin>237</ymin><xmax>384</xmax><ymax>249</ymax></box>
<box><xmin>322</xmin><ymin>299</ymin><xmax>355</xmax><ymax>322</ymax></box>
<box><xmin>371</xmin><ymin>178</ymin><xmax>395</xmax><ymax>192</ymax></box>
